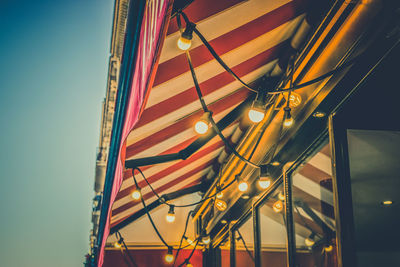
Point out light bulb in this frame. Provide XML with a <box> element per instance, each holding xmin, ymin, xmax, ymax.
<box><xmin>283</xmin><ymin>106</ymin><xmax>293</xmax><ymax>127</ymax></box>
<box><xmin>238</xmin><ymin>181</ymin><xmax>248</xmax><ymax>192</ymax></box>
<box><xmin>305</xmin><ymin>237</ymin><xmax>315</xmax><ymax>247</ymax></box>
<box><xmin>177</xmin><ymin>22</ymin><xmax>195</xmax><ymax>51</ymax></box>
<box><xmin>273</xmin><ymin>200</ymin><xmax>283</xmax><ymax>213</ymax></box>
<box><xmin>324</xmin><ymin>245</ymin><xmax>333</xmax><ymax>252</ymax></box>
<box><xmin>166</xmin><ymin>205</ymin><xmax>175</xmax><ymax>223</ymax></box>
<box><xmin>216</xmin><ymin>191</ymin><xmax>223</xmax><ymax>199</ymax></box>
<box><xmin>194</xmin><ymin>120</ymin><xmax>209</xmax><ymax>134</ymax></box>
<box><xmin>131</xmin><ymin>189</ymin><xmax>141</xmax><ymax>200</ymax></box>
<box><xmin>248</xmin><ymin>108</ymin><xmax>265</xmax><ymax>123</ymax></box>
<box><xmin>259</xmin><ymin>165</ymin><xmax>272</xmax><ymax>189</ymax></box>
<box><xmin>289</xmin><ymin>92</ymin><xmax>302</xmax><ymax>107</ymax></box>
<box><xmin>194</xmin><ymin>112</ymin><xmax>211</xmax><ymax>135</ymax></box>
<box><xmin>202</xmin><ymin>235</ymin><xmax>211</xmax><ymax>245</ymax></box>
<box><xmin>186</xmin><ymin>263</ymin><xmax>193</xmax><ymax>267</ymax></box>
<box><xmin>258</xmin><ymin>178</ymin><xmax>271</xmax><ymax>189</ymax></box>
<box><xmin>382</xmin><ymin>200</ymin><xmax>393</xmax><ymax>206</ymax></box>
<box><xmin>177</xmin><ymin>36</ymin><xmax>192</xmax><ymax>50</ymax></box>
<box><xmin>278</xmin><ymin>191</ymin><xmax>285</xmax><ymax>201</ymax></box>
<box><xmin>165</xmin><ymin>247</ymin><xmax>174</xmax><ymax>263</ymax></box>
<box><xmin>284</xmin><ymin>117</ymin><xmax>294</xmax><ymax>127</ymax></box>
<box><xmin>114</xmin><ymin>241</ymin><xmax>121</xmax><ymax>249</ymax></box>
<box><xmin>215</xmin><ymin>199</ymin><xmax>227</xmax><ymax>211</ymax></box>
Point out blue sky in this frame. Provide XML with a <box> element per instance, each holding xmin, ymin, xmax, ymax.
<box><xmin>0</xmin><ymin>0</ymin><xmax>113</xmax><ymax>266</ymax></box>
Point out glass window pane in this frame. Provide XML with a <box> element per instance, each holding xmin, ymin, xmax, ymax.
<box><xmin>259</xmin><ymin>184</ymin><xmax>288</xmax><ymax>267</ymax></box>
<box><xmin>235</xmin><ymin>217</ymin><xmax>255</xmax><ymax>266</ymax></box>
<box><xmin>292</xmin><ymin>140</ymin><xmax>338</xmax><ymax>266</ymax></box>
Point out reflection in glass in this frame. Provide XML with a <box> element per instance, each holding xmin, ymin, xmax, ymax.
<box><xmin>292</xmin><ymin>141</ymin><xmax>338</xmax><ymax>266</ymax></box>
<box><xmin>259</xmin><ymin>184</ymin><xmax>288</xmax><ymax>267</ymax></box>
<box><xmin>235</xmin><ymin>217</ymin><xmax>255</xmax><ymax>266</ymax></box>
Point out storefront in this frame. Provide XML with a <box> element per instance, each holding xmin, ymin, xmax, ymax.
<box><xmin>89</xmin><ymin>0</ymin><xmax>400</xmax><ymax>266</ymax></box>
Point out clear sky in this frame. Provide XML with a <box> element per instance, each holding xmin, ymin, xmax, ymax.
<box><xmin>0</xmin><ymin>0</ymin><xmax>113</xmax><ymax>266</ymax></box>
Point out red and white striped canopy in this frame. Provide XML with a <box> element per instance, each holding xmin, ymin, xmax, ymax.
<box><xmin>111</xmin><ymin>0</ymin><xmax>310</xmax><ymax>227</ymax></box>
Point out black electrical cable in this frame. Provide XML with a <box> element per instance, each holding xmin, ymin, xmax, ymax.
<box><xmin>115</xmin><ymin>232</ymin><xmax>139</xmax><ymax>267</ymax></box>
<box><xmin>237</xmin><ymin>230</ymin><xmax>255</xmax><ymax>263</ymax></box>
<box><xmin>173</xmin><ymin>210</ymin><xmax>193</xmax><ymax>267</ymax></box>
<box><xmin>179</xmin><ymin>11</ymin><xmax>363</xmax><ymax>97</ymax></box>
<box><xmin>177</xmin><ymin>238</ymin><xmax>200</xmax><ymax>267</ymax></box>
<box><xmin>179</xmin><ymin>11</ymin><xmax>257</xmax><ymax>93</ymax></box>
<box><xmin>132</xmin><ymin>174</ymin><xmax>170</xmax><ymax>248</ymax></box>
<box><xmin>136</xmin><ymin>166</ymin><xmax>237</xmax><ymax>207</ymax></box>
<box><xmin>178</xmin><ymin>16</ymin><xmax>261</xmax><ymax>169</ymax></box>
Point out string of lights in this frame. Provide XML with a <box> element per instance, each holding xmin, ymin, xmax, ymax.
<box><xmin>177</xmin><ymin>14</ymin><xmax>262</xmax><ymax>169</ymax></box>
<box><xmin>178</xmin><ymin>11</ymin><xmax>360</xmax><ymax>97</ymax></box>
<box><xmin>135</xmin><ymin>166</ymin><xmax>237</xmax><ymax>208</ymax></box>
<box><xmin>132</xmin><ymin>174</ymin><xmax>170</xmax><ymax>248</ymax></box>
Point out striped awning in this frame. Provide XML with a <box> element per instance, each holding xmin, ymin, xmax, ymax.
<box><xmin>110</xmin><ymin>0</ymin><xmax>310</xmax><ymax>227</ymax></box>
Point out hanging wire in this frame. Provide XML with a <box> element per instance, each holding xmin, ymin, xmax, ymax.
<box><xmin>173</xmin><ymin>210</ymin><xmax>193</xmax><ymax>267</ymax></box>
<box><xmin>179</xmin><ymin>11</ymin><xmax>361</xmax><ymax>96</ymax></box>
<box><xmin>177</xmin><ymin>14</ymin><xmax>261</xmax><ymax>169</ymax></box>
<box><xmin>132</xmin><ymin>173</ymin><xmax>170</xmax><ymax>248</ymax></box>
<box><xmin>135</xmin><ymin>166</ymin><xmax>237</xmax><ymax>208</ymax></box>
<box><xmin>115</xmin><ymin>232</ymin><xmax>139</xmax><ymax>267</ymax></box>
<box><xmin>177</xmin><ymin>238</ymin><xmax>200</xmax><ymax>267</ymax></box>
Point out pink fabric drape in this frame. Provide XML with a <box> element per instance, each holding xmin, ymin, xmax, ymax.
<box><xmin>98</xmin><ymin>1</ymin><xmax>173</xmax><ymax>265</ymax></box>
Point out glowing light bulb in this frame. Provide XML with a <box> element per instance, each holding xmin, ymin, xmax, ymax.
<box><xmin>305</xmin><ymin>237</ymin><xmax>315</xmax><ymax>247</ymax></box>
<box><xmin>273</xmin><ymin>200</ymin><xmax>283</xmax><ymax>213</ymax></box>
<box><xmin>215</xmin><ymin>199</ymin><xmax>227</xmax><ymax>211</ymax></box>
<box><xmin>238</xmin><ymin>181</ymin><xmax>248</xmax><ymax>192</ymax></box>
<box><xmin>186</xmin><ymin>263</ymin><xmax>193</xmax><ymax>267</ymax></box>
<box><xmin>278</xmin><ymin>191</ymin><xmax>285</xmax><ymax>201</ymax></box>
<box><xmin>194</xmin><ymin>112</ymin><xmax>211</xmax><ymax>135</ymax></box>
<box><xmin>202</xmin><ymin>235</ymin><xmax>211</xmax><ymax>245</ymax></box>
<box><xmin>177</xmin><ymin>36</ymin><xmax>192</xmax><ymax>50</ymax></box>
<box><xmin>382</xmin><ymin>200</ymin><xmax>393</xmax><ymax>206</ymax></box>
<box><xmin>258</xmin><ymin>178</ymin><xmax>271</xmax><ymax>189</ymax></box>
<box><xmin>289</xmin><ymin>92</ymin><xmax>302</xmax><ymax>108</ymax></box>
<box><xmin>283</xmin><ymin>106</ymin><xmax>293</xmax><ymax>127</ymax></box>
<box><xmin>165</xmin><ymin>247</ymin><xmax>174</xmax><ymax>263</ymax></box>
<box><xmin>248</xmin><ymin>108</ymin><xmax>265</xmax><ymax>123</ymax></box>
<box><xmin>131</xmin><ymin>189</ymin><xmax>141</xmax><ymax>200</ymax></box>
<box><xmin>166</xmin><ymin>205</ymin><xmax>175</xmax><ymax>223</ymax></box>
<box><xmin>324</xmin><ymin>245</ymin><xmax>333</xmax><ymax>252</ymax></box>
<box><xmin>259</xmin><ymin>165</ymin><xmax>272</xmax><ymax>189</ymax></box>
<box><xmin>271</xmin><ymin>161</ymin><xmax>280</xmax><ymax>166</ymax></box>
<box><xmin>284</xmin><ymin>117</ymin><xmax>294</xmax><ymax>127</ymax></box>
<box><xmin>216</xmin><ymin>191</ymin><xmax>224</xmax><ymax>199</ymax></box>
<box><xmin>194</xmin><ymin>120</ymin><xmax>209</xmax><ymax>134</ymax></box>
<box><xmin>114</xmin><ymin>241</ymin><xmax>122</xmax><ymax>249</ymax></box>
